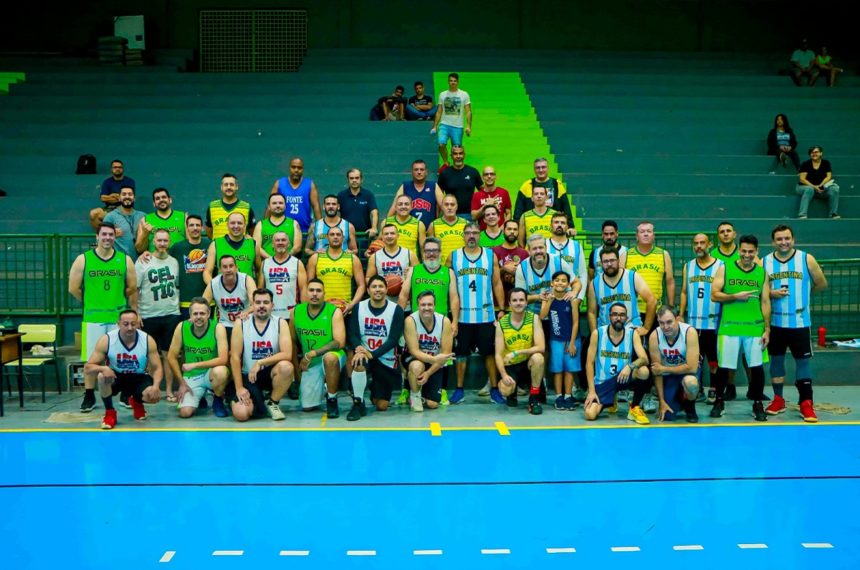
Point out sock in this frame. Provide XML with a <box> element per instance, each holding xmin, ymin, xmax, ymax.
<box><xmin>352</xmin><ymin>371</ymin><xmax>367</xmax><ymax>402</ymax></box>
<box><xmin>773</xmin><ymin>382</ymin><xmax>784</xmax><ymax>398</ymax></box>
<box><xmin>102</xmin><ymin>396</ymin><xmax>114</xmax><ymax>410</ymax></box>
<box><xmin>268</xmin><ymin>398</ymin><xmax>279</xmax><ymax>405</ymax></box>
<box><xmin>712</xmin><ymin>368</ymin><xmax>728</xmax><ymax>399</ymax></box>
<box><xmin>327</xmin><ymin>392</ymin><xmax>337</xmax><ymax>400</ymax></box>
<box><xmin>530</xmin><ymin>386</ymin><xmax>540</xmax><ymax>395</ymax></box>
<box><xmin>411</xmin><ymin>390</ymin><xmax>421</xmax><ymax>399</ymax></box>
<box><xmin>749</xmin><ymin>366</ymin><xmax>765</xmax><ymax>401</ymax></box>
<box><xmin>795</xmin><ymin>379</ymin><xmax>813</xmax><ymax>402</ymax></box>
<box><xmin>631</xmin><ymin>379</ymin><xmax>647</xmax><ymax>407</ymax></box>
<box><xmin>85</xmin><ymin>388</ymin><xmax>95</xmax><ymax>398</ymax></box>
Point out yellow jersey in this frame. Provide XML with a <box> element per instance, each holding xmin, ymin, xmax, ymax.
<box><xmin>625</xmin><ymin>246</ymin><xmax>666</xmax><ymax>311</ymax></box>
<box><xmin>316</xmin><ymin>251</ymin><xmax>354</xmax><ymax>301</ymax></box>
<box><xmin>499</xmin><ymin>310</ymin><xmax>535</xmax><ymax>365</ymax></box>
<box><xmin>385</xmin><ymin>215</ymin><xmax>422</xmax><ymax>254</ymax></box>
<box><xmin>431</xmin><ymin>217</ymin><xmax>467</xmax><ymax>264</ymax></box>
<box><xmin>522</xmin><ymin>208</ymin><xmax>554</xmax><ymax>241</ymax></box>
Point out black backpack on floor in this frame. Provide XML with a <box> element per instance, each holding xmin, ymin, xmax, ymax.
<box><xmin>76</xmin><ymin>154</ymin><xmax>97</xmax><ymax>174</ymax></box>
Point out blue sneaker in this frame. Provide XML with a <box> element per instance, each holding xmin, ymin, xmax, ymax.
<box><xmin>554</xmin><ymin>395</ymin><xmax>566</xmax><ymax>410</ymax></box>
<box><xmin>449</xmin><ymin>388</ymin><xmax>465</xmax><ymax>404</ymax></box>
<box><xmin>564</xmin><ymin>396</ymin><xmax>578</xmax><ymax>411</ymax></box>
<box><xmin>212</xmin><ymin>396</ymin><xmax>229</xmax><ymax>418</ymax></box>
<box><xmin>490</xmin><ymin>388</ymin><xmax>506</xmax><ymax>405</ymax></box>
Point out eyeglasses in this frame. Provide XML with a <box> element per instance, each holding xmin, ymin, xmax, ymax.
<box><xmin>424</xmin><ymin>249</ymin><xmax>440</xmax><ymax>255</ymax></box>
<box><xmin>609</xmin><ymin>313</ymin><xmax>627</xmax><ymax>317</ymax></box>
<box><xmin>482</xmin><ymin>172</ymin><xmax>496</xmax><ymax>176</ymax></box>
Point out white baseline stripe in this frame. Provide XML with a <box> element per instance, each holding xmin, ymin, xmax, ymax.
<box><xmin>280</xmin><ymin>550</ymin><xmax>310</xmax><ymax>556</ymax></box>
<box><xmin>481</xmin><ymin>548</ymin><xmax>511</xmax><ymax>555</ymax></box>
<box><xmin>738</xmin><ymin>543</ymin><xmax>768</xmax><ymax>549</ymax></box>
<box><xmin>413</xmin><ymin>549</ymin><xmax>443</xmax><ymax>555</ymax></box>
<box><xmin>159</xmin><ymin>551</ymin><xmax>175</xmax><ymax>563</ymax></box>
<box><xmin>347</xmin><ymin>550</ymin><xmax>377</xmax><ymax>556</ymax></box>
<box><xmin>212</xmin><ymin>550</ymin><xmax>244</xmax><ymax>556</ymax></box>
<box><xmin>802</xmin><ymin>543</ymin><xmax>834</xmax><ymax>549</ymax></box>
<box><xmin>673</xmin><ymin>545</ymin><xmax>704</xmax><ymax>551</ymax></box>
<box><xmin>611</xmin><ymin>546</ymin><xmax>641</xmax><ymax>552</ymax></box>
<box><xmin>546</xmin><ymin>547</ymin><xmax>576</xmax><ymax>554</ymax></box>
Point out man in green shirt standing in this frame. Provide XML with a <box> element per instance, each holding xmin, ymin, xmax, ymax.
<box><xmin>68</xmin><ymin>222</ymin><xmax>138</xmax><ymax>412</ymax></box>
<box><xmin>135</xmin><ymin>187</ymin><xmax>186</xmax><ymax>253</ymax></box>
<box><xmin>254</xmin><ymin>193</ymin><xmax>303</xmax><ymax>259</ymax></box>
<box><xmin>710</xmin><ymin>234</ymin><xmax>771</xmax><ymax>421</ymax></box>
<box><xmin>479</xmin><ymin>204</ymin><xmax>504</xmax><ymax>248</ymax></box>
<box><xmin>205</xmin><ymin>212</ymin><xmax>258</xmax><ymax>282</ymax></box>
<box><xmin>289</xmin><ymin>278</ymin><xmax>346</xmax><ymax>418</ymax></box>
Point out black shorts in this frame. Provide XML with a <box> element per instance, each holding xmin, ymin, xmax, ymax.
<box><xmin>698</xmin><ymin>329</ymin><xmax>718</xmax><ymax>367</ymax></box>
<box><xmin>506</xmin><ymin>361</ymin><xmax>532</xmax><ymax>388</ymax></box>
<box><xmin>455</xmin><ymin>322</ymin><xmax>495</xmax><ymax>357</ymax></box>
<box><xmin>225</xmin><ymin>368</ymin><xmax>276</xmax><ymax>418</ymax></box>
<box><xmin>769</xmin><ymin>326</ymin><xmax>813</xmax><ymax>359</ymax></box>
<box><xmin>110</xmin><ymin>373</ymin><xmax>153</xmax><ymax>399</ymax></box>
<box><xmin>368</xmin><ymin>360</ymin><xmax>403</xmax><ymax>403</ymax></box>
<box><xmin>142</xmin><ymin>314</ymin><xmax>181</xmax><ymax>352</ymax></box>
<box><xmin>403</xmin><ymin>357</ymin><xmax>444</xmax><ymax>403</ymax></box>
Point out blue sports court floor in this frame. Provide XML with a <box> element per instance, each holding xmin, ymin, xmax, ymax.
<box><xmin>2</xmin><ymin>418</ymin><xmax>859</xmax><ymax>569</ymax></box>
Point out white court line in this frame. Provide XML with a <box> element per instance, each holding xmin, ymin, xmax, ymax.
<box><xmin>611</xmin><ymin>546</ymin><xmax>641</xmax><ymax>552</ymax></box>
<box><xmin>212</xmin><ymin>550</ymin><xmax>244</xmax><ymax>556</ymax></box>
<box><xmin>546</xmin><ymin>547</ymin><xmax>576</xmax><ymax>554</ymax></box>
<box><xmin>673</xmin><ymin>545</ymin><xmax>704</xmax><ymax>551</ymax></box>
<box><xmin>280</xmin><ymin>550</ymin><xmax>310</xmax><ymax>556</ymax></box>
<box><xmin>738</xmin><ymin>543</ymin><xmax>768</xmax><ymax>549</ymax></box>
<box><xmin>159</xmin><ymin>551</ymin><xmax>175</xmax><ymax>563</ymax></box>
<box><xmin>413</xmin><ymin>549</ymin><xmax>443</xmax><ymax>555</ymax></box>
<box><xmin>802</xmin><ymin>543</ymin><xmax>834</xmax><ymax>549</ymax></box>
<box><xmin>481</xmin><ymin>548</ymin><xmax>511</xmax><ymax>555</ymax></box>
<box><xmin>346</xmin><ymin>550</ymin><xmax>377</xmax><ymax>556</ymax></box>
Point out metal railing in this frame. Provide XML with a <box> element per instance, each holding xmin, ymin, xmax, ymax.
<box><xmin>1</xmin><ymin>232</ymin><xmax>858</xmax><ymax>337</ymax></box>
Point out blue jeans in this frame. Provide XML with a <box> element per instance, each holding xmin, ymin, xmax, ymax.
<box><xmin>796</xmin><ymin>183</ymin><xmax>839</xmax><ymax>217</ymax></box>
<box><xmin>406</xmin><ymin>104</ymin><xmax>436</xmax><ymax>120</ymax></box>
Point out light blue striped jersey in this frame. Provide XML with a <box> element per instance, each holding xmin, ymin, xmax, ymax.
<box><xmin>592</xmin><ymin>269</ymin><xmax>642</xmax><ymax>328</ymax></box>
<box><xmin>546</xmin><ymin>237</ymin><xmax>587</xmax><ymax>299</ymax></box>
<box><xmin>591</xmin><ymin>244</ymin><xmax>628</xmax><ymax>277</ymax></box>
<box><xmin>311</xmin><ymin>218</ymin><xmax>349</xmax><ymax>251</ymax></box>
<box><xmin>451</xmin><ymin>247</ymin><xmax>495</xmax><ymax>324</ymax></box>
<box><xmin>595</xmin><ymin>324</ymin><xmax>635</xmax><ymax>384</ymax></box>
<box><xmin>684</xmin><ymin>258</ymin><xmax>723</xmax><ymax>331</ymax></box>
<box><xmin>764</xmin><ymin>249</ymin><xmax>812</xmax><ymax>328</ymax></box>
<box><xmin>515</xmin><ymin>255</ymin><xmax>562</xmax><ymax>314</ymax></box>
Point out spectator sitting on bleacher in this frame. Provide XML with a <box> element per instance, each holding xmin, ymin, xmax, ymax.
<box><xmin>89</xmin><ymin>159</ymin><xmax>135</xmax><ymax>230</ymax></box>
<box><xmin>766</xmin><ymin>114</ymin><xmax>801</xmax><ymax>173</ymax></box>
<box><xmin>103</xmin><ymin>186</ymin><xmax>145</xmax><ymax>262</ymax></box>
<box><xmin>406</xmin><ymin>81</ymin><xmax>436</xmax><ymax>121</ymax></box>
<box><xmin>789</xmin><ymin>38</ymin><xmax>818</xmax><ymax>87</ymax></box>
<box><xmin>796</xmin><ymin>146</ymin><xmax>840</xmax><ymax>220</ymax></box>
<box><xmin>206</xmin><ymin>173</ymin><xmax>256</xmax><ymax>240</ymax></box>
<box><xmin>813</xmin><ymin>46</ymin><xmax>843</xmax><ymax>87</ymax></box>
<box><xmin>370</xmin><ymin>85</ymin><xmax>406</xmax><ymax>121</ymax></box>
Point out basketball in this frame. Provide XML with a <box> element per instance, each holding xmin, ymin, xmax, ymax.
<box><xmin>364</xmin><ymin>238</ymin><xmax>385</xmax><ymax>257</ymax></box>
<box><xmin>385</xmin><ymin>274</ymin><xmax>403</xmax><ymax>296</ymax></box>
<box><xmin>328</xmin><ymin>298</ymin><xmax>348</xmax><ymax>313</ymax></box>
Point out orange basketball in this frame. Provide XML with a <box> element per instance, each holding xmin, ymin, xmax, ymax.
<box><xmin>364</xmin><ymin>238</ymin><xmax>385</xmax><ymax>257</ymax></box>
<box><xmin>328</xmin><ymin>298</ymin><xmax>348</xmax><ymax>313</ymax></box>
<box><xmin>385</xmin><ymin>274</ymin><xmax>403</xmax><ymax>296</ymax></box>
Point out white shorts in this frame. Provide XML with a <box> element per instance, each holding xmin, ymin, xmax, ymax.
<box><xmin>81</xmin><ymin>322</ymin><xmax>118</xmax><ymax>361</ymax></box>
<box><xmin>180</xmin><ymin>372</ymin><xmax>212</xmax><ymax>409</ymax></box>
<box><xmin>718</xmin><ymin>335</ymin><xmax>764</xmax><ymax>369</ymax></box>
<box><xmin>300</xmin><ymin>354</ymin><xmax>346</xmax><ymax>410</ymax></box>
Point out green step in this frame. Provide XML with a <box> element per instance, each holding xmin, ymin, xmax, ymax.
<box><xmin>0</xmin><ymin>71</ymin><xmax>25</xmax><ymax>94</ymax></box>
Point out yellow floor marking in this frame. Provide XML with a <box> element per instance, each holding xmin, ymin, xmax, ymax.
<box><xmin>320</xmin><ymin>413</ymin><xmax>327</xmax><ymax>428</ymax></box>
<box><xmin>429</xmin><ymin>422</ymin><xmax>442</xmax><ymax>436</ymax></box>
<box><xmin>494</xmin><ymin>421</ymin><xmax>510</xmax><ymax>436</ymax></box>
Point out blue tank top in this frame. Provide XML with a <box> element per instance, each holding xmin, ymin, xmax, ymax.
<box><xmin>277</xmin><ymin>177</ymin><xmax>313</xmax><ymax>232</ymax></box>
<box><xmin>592</xmin><ymin>269</ymin><xmax>642</xmax><ymax>328</ymax></box>
<box><xmin>403</xmin><ymin>180</ymin><xmax>439</xmax><ymax>227</ymax></box>
<box><xmin>764</xmin><ymin>250</ymin><xmax>812</xmax><ymax>328</ymax></box>
<box><xmin>548</xmin><ymin>297</ymin><xmax>574</xmax><ymax>341</ymax></box>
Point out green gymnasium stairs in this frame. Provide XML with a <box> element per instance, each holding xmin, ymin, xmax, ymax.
<box><xmin>0</xmin><ymin>72</ymin><xmax>25</xmax><ymax>94</ymax></box>
<box><xmin>432</xmin><ymin>71</ymin><xmax>582</xmax><ymax>235</ymax></box>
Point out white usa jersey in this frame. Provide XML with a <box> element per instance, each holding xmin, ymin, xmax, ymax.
<box><xmin>515</xmin><ymin>255</ymin><xmax>562</xmax><ymax>314</ymax></box>
<box><xmin>410</xmin><ymin>311</ymin><xmax>444</xmax><ymax>357</ymax></box>
<box><xmin>211</xmin><ymin>272</ymin><xmax>250</xmax><ymax>327</ymax></box>
<box><xmin>451</xmin><ymin>248</ymin><xmax>495</xmax><ymax>324</ymax></box>
<box><xmin>684</xmin><ymin>258</ymin><xmax>723</xmax><ymax>331</ymax></box>
<box><xmin>546</xmin><ymin>237</ymin><xmax>587</xmax><ymax>300</ymax></box>
<box><xmin>241</xmin><ymin>316</ymin><xmax>282</xmax><ymax>374</ymax></box>
<box><xmin>263</xmin><ymin>256</ymin><xmax>299</xmax><ymax>320</ymax></box>
<box><xmin>595</xmin><ymin>324</ymin><xmax>634</xmax><ymax>383</ymax></box>
<box><xmin>357</xmin><ymin>300</ymin><xmax>399</xmax><ymax>367</ymax></box>
<box><xmin>764</xmin><ymin>250</ymin><xmax>812</xmax><ymax>329</ymax></box>
<box><xmin>106</xmin><ymin>329</ymin><xmax>149</xmax><ymax>375</ymax></box>
<box><xmin>656</xmin><ymin>322</ymin><xmax>692</xmax><ymax>367</ymax></box>
<box><xmin>312</xmin><ymin>218</ymin><xmax>350</xmax><ymax>251</ymax></box>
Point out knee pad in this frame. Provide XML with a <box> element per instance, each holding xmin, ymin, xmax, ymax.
<box><xmin>795</xmin><ymin>357</ymin><xmax>812</xmax><ymax>381</ymax></box>
<box><xmin>769</xmin><ymin>353</ymin><xmax>786</xmax><ymax>378</ymax></box>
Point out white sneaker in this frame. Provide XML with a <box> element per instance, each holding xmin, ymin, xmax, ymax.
<box><xmin>478</xmin><ymin>382</ymin><xmax>491</xmax><ymax>397</ymax></box>
<box><xmin>642</xmin><ymin>393</ymin><xmax>658</xmax><ymax>414</ymax></box>
<box><xmin>266</xmin><ymin>400</ymin><xmax>285</xmax><ymax>421</ymax></box>
<box><xmin>410</xmin><ymin>393</ymin><xmax>424</xmax><ymax>412</ymax></box>
<box><xmin>516</xmin><ymin>387</ymin><xmax>527</xmax><ymax>397</ymax></box>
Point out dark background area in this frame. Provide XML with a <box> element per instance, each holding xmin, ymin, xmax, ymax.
<box><xmin>1</xmin><ymin>0</ymin><xmax>854</xmax><ymax>57</ymax></box>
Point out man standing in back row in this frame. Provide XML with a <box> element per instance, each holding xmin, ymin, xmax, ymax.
<box><xmin>271</xmin><ymin>156</ymin><xmax>322</xmax><ymax>233</ymax></box>
<box><xmin>431</xmin><ymin>73</ymin><xmax>472</xmax><ymax>170</ymax></box>
<box><xmin>514</xmin><ymin>158</ymin><xmax>575</xmax><ymax>235</ymax></box>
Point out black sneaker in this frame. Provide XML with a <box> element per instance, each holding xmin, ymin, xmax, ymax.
<box><xmin>725</xmin><ymin>384</ymin><xmax>737</xmax><ymax>401</ymax></box>
<box><xmin>80</xmin><ymin>391</ymin><xmax>96</xmax><ymax>413</ymax></box>
<box><xmin>287</xmin><ymin>382</ymin><xmax>300</xmax><ymax>400</ymax></box>
<box><xmin>709</xmin><ymin>398</ymin><xmax>725</xmax><ymax>418</ymax></box>
<box><xmin>684</xmin><ymin>400</ymin><xmax>699</xmax><ymax>423</ymax></box>
<box><xmin>506</xmin><ymin>394</ymin><xmax>518</xmax><ymax>408</ymax></box>
<box><xmin>198</xmin><ymin>396</ymin><xmax>208</xmax><ymax>411</ymax></box>
<box><xmin>118</xmin><ymin>393</ymin><xmax>131</xmax><ymax>409</ymax></box>
<box><xmin>528</xmin><ymin>396</ymin><xmax>542</xmax><ymax>415</ymax></box>
<box><xmin>752</xmin><ymin>401</ymin><xmax>767</xmax><ymax>422</ymax></box>
<box><xmin>326</xmin><ymin>397</ymin><xmax>340</xmax><ymax>419</ymax></box>
<box><xmin>346</xmin><ymin>400</ymin><xmax>366</xmax><ymax>421</ymax></box>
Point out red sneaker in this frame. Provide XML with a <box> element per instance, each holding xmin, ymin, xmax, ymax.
<box><xmin>765</xmin><ymin>395</ymin><xmax>786</xmax><ymax>415</ymax></box>
<box><xmin>129</xmin><ymin>395</ymin><xmax>147</xmax><ymax>421</ymax></box>
<box><xmin>800</xmin><ymin>400</ymin><xmax>818</xmax><ymax>423</ymax></box>
<box><xmin>101</xmin><ymin>409</ymin><xmax>117</xmax><ymax>430</ymax></box>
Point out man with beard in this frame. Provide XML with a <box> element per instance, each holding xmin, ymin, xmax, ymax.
<box><xmin>386</xmin><ymin>159</ymin><xmax>444</xmax><ymax>228</ymax></box>
<box><xmin>305</xmin><ymin>194</ymin><xmax>358</xmax><ymax>256</ymax></box>
<box><xmin>712</xmin><ymin>221</ymin><xmax>741</xmax><ymax>265</ymax></box>
<box><xmin>206</xmin><ymin>173</ymin><xmax>256</xmax><ymax>240</ymax></box>
<box><xmin>471</xmin><ymin>166</ymin><xmax>511</xmax><ymax>229</ymax></box>
<box><xmin>399</xmin><ymin>237</ymin><xmax>459</xmax><ymax>323</ymax></box>
<box><xmin>428</xmin><ymin>194</ymin><xmax>467</xmax><ymax>264</ymax></box>
<box><xmin>546</xmin><ymin>212</ymin><xmax>587</xmax><ymax>303</ymax></box>
<box><xmin>205</xmin><ymin>212</ymin><xmax>257</xmax><ymax>281</ymax></box>
<box><xmin>337</xmin><ymin>168</ymin><xmax>379</xmax><ymax>241</ymax></box>
<box><xmin>518</xmin><ymin>186</ymin><xmax>554</xmax><ymax>245</ymax></box>
<box><xmin>306</xmin><ymin>225</ymin><xmax>366</xmax><ymax>315</ymax></box>
<box><xmin>90</xmin><ymin>159</ymin><xmax>135</xmax><ymax>229</ymax></box>
<box><xmin>290</xmin><ymin>278</ymin><xmax>346</xmax><ymax>417</ymax></box>
<box><xmin>135</xmin><ymin>187</ymin><xmax>186</xmax><ymax>253</ymax></box>
<box><xmin>104</xmin><ymin>186</ymin><xmax>145</xmax><ymax>261</ymax></box>
<box><xmin>448</xmin><ymin>222</ymin><xmax>506</xmax><ymax>405</ymax></box>
<box><xmin>588</xmin><ymin>248</ymin><xmax>656</xmax><ymax>334</ymax></box>
<box><xmin>254</xmin><ymin>193</ymin><xmax>302</xmax><ymax>258</ymax></box>
<box><xmin>492</xmin><ymin>220</ymin><xmax>530</xmax><ymax>310</ymax></box>
<box><xmin>516</xmin><ymin>234</ymin><xmax>565</xmax><ymax>318</ymax></box>
<box><xmin>437</xmin><ymin>145</ymin><xmax>481</xmax><ymax>219</ymax></box>
<box><xmin>403</xmin><ymin>291</ymin><xmax>454</xmax><ymax>412</ymax></box>
<box><xmin>679</xmin><ymin>233</ymin><xmax>723</xmax><ymax>403</ymax></box>
<box><xmin>584</xmin><ymin>303</ymin><xmax>651</xmax><ymax>424</ymax></box>
<box><xmin>479</xmin><ymin>204</ymin><xmax>504</xmax><ymax>248</ymax></box>
<box><xmin>347</xmin><ymin>275</ymin><xmax>406</xmax><ymax>418</ymax></box>
<box><xmin>203</xmin><ymin>255</ymin><xmax>255</xmax><ymax>343</ymax></box>
<box><xmin>514</xmin><ymin>158</ymin><xmax>575</xmax><ymax>233</ymax></box>
<box><xmin>270</xmin><ymin>156</ymin><xmax>321</xmax><ymax>233</ymax></box>
<box><xmin>588</xmin><ymin>220</ymin><xmax>627</xmax><ymax>281</ymax></box>
<box><xmin>649</xmin><ymin>305</ymin><xmax>701</xmax><ymax>423</ymax></box>
<box><xmin>260</xmin><ymin>231</ymin><xmax>306</xmax><ymax>321</ymax></box>
<box><xmin>384</xmin><ymin>194</ymin><xmax>426</xmax><ymax>255</ymax></box>
<box><xmin>496</xmin><ymin>287</ymin><xmax>546</xmax><ymax>415</ymax></box>
<box><xmin>169</xmin><ymin>215</ymin><xmax>211</xmax><ymax>319</ymax></box>
<box><xmin>366</xmin><ymin>223</ymin><xmax>416</xmax><ymax>302</ymax></box>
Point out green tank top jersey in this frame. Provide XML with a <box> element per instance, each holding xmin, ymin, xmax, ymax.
<box><xmin>718</xmin><ymin>261</ymin><xmax>766</xmax><ymax>337</ymax></box>
<box><xmin>293</xmin><ymin>302</ymin><xmax>343</xmax><ymax>368</ymax></box>
<box><xmin>260</xmin><ymin>217</ymin><xmax>293</xmax><ymax>257</ymax></box>
<box><xmin>712</xmin><ymin>245</ymin><xmax>739</xmax><ymax>264</ymax></box>
<box><xmin>410</xmin><ymin>264</ymin><xmax>450</xmax><ymax>316</ymax></box>
<box><xmin>479</xmin><ymin>229</ymin><xmax>505</xmax><ymax>248</ymax></box>
<box><xmin>215</xmin><ymin>236</ymin><xmax>256</xmax><ymax>277</ymax></box>
<box><xmin>145</xmin><ymin>210</ymin><xmax>186</xmax><ymax>251</ymax></box>
<box><xmin>82</xmin><ymin>249</ymin><xmax>128</xmax><ymax>323</ymax></box>
<box><xmin>181</xmin><ymin>319</ymin><xmax>218</xmax><ymax>378</ymax></box>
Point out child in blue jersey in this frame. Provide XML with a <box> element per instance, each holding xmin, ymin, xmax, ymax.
<box><xmin>539</xmin><ymin>271</ymin><xmax>581</xmax><ymax>410</ymax></box>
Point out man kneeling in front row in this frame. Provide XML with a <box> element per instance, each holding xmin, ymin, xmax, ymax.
<box><xmin>84</xmin><ymin>309</ymin><xmax>163</xmax><ymax>429</ymax></box>
<box><xmin>649</xmin><ymin>305</ymin><xmax>700</xmax><ymax>423</ymax></box>
<box><xmin>495</xmin><ymin>287</ymin><xmax>546</xmax><ymax>415</ymax></box>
